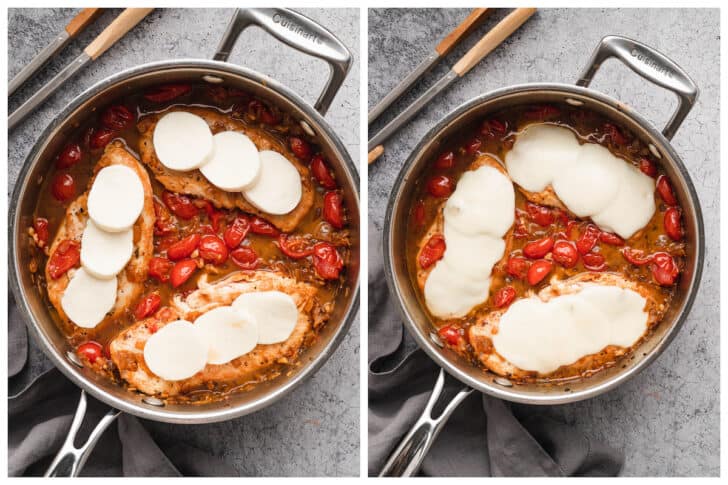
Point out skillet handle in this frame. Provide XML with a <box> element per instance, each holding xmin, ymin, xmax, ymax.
<box><xmin>576</xmin><ymin>35</ymin><xmax>698</xmax><ymax>140</ymax></box>
<box><xmin>44</xmin><ymin>390</ymin><xmax>120</xmax><ymax>477</ymax></box>
<box><xmin>379</xmin><ymin>368</ymin><xmax>474</xmax><ymax>477</ymax></box>
<box><xmin>214</xmin><ymin>8</ymin><xmax>352</xmax><ymax>116</ymax></box>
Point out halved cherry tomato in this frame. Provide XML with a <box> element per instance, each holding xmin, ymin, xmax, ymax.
<box><xmin>51</xmin><ymin>173</ymin><xmax>76</xmax><ymax>201</ymax></box>
<box><xmin>506</xmin><ymin>256</ymin><xmax>530</xmax><ymax>279</ymax></box>
<box><xmin>582</xmin><ymin>252</ymin><xmax>606</xmax><ymax>271</ymax></box>
<box><xmin>664</xmin><ymin>207</ymin><xmax>683</xmax><ymax>241</ymax></box>
<box><xmin>493</xmin><ymin>286</ymin><xmax>516</xmax><ymax>308</ymax></box>
<box><xmin>464</xmin><ymin>137</ymin><xmax>482</xmax><ymax>154</ymax></box>
<box><xmin>193</xmin><ymin>199</ymin><xmax>224</xmax><ymax>231</ymax></box>
<box><xmin>144</xmin><ymin>83</ymin><xmax>191</xmax><ymax>103</ymax></box>
<box><xmin>223</xmin><ymin>216</ymin><xmax>251</xmax><ymax>248</ymax></box>
<box><xmin>231</xmin><ymin>246</ymin><xmax>259</xmax><ymax>270</ymax></box>
<box><xmin>552</xmin><ymin>240</ymin><xmax>578</xmax><ymax>268</ymax></box>
<box><xmin>603</xmin><ymin>122</ymin><xmax>627</xmax><ymax>145</ymax></box>
<box><xmin>525</xmin><ymin>202</ymin><xmax>554</xmax><ymax>226</ymax></box>
<box><xmin>77</xmin><ymin>341</ymin><xmax>104</xmax><ymax>364</ymax></box>
<box><xmin>598</xmin><ymin>231</ymin><xmax>624</xmax><ymax>246</ymax></box>
<box><xmin>101</xmin><ymin>105</ymin><xmax>135</xmax><ymax>131</ymax></box>
<box><xmin>148</xmin><ymin>256</ymin><xmax>173</xmax><ymax>283</ymax></box>
<box><xmin>48</xmin><ymin>239</ymin><xmax>80</xmax><ymax>279</ymax></box>
<box><xmin>576</xmin><ymin>224</ymin><xmax>600</xmax><ymax>255</ymax></box>
<box><xmin>527</xmin><ymin>259</ymin><xmax>552</xmax><ymax>285</ymax></box>
<box><xmin>639</xmin><ymin>157</ymin><xmax>657</xmax><ymax>178</ymax></box>
<box><xmin>170</xmin><ymin>259</ymin><xmax>198</xmax><ymax>287</ymax></box>
<box><xmin>621</xmin><ymin>247</ymin><xmax>653</xmax><ymax>266</ymax></box>
<box><xmin>434</xmin><ymin>151</ymin><xmax>455</xmax><ymax>170</ymax></box>
<box><xmin>651</xmin><ymin>252</ymin><xmax>679</xmax><ymax>286</ymax></box>
<box><xmin>523</xmin><ymin>237</ymin><xmax>554</xmax><ymax>259</ymax></box>
<box><xmin>426</xmin><ymin>175</ymin><xmax>454</xmax><ymax>198</ymax></box>
<box><xmin>56</xmin><ymin>143</ymin><xmax>82</xmax><ymax>169</ymax></box>
<box><xmin>278</xmin><ymin>233</ymin><xmax>315</xmax><ymax>259</ymax></box>
<box><xmin>311</xmin><ymin>154</ymin><xmax>337</xmax><ymax>189</ymax></box>
<box><xmin>134</xmin><ymin>293</ymin><xmax>161</xmax><ymax>320</ymax></box>
<box><xmin>438</xmin><ymin>325</ymin><xmax>460</xmax><ymax>346</ymax></box>
<box><xmin>481</xmin><ymin>119</ymin><xmax>507</xmax><ymax>138</ymax></box>
<box><xmin>248</xmin><ymin>99</ymin><xmax>280</xmax><ymax>125</ymax></box>
<box><xmin>524</xmin><ymin>104</ymin><xmax>560</xmax><ymax>119</ymax></box>
<box><xmin>418</xmin><ymin>235</ymin><xmax>446</xmax><ymax>269</ymax></box>
<box><xmin>289</xmin><ymin>136</ymin><xmax>312</xmax><ymax>161</ymax></box>
<box><xmin>153</xmin><ymin>199</ymin><xmax>176</xmax><ymax>235</ymax></box>
<box><xmin>313</xmin><ymin>242</ymin><xmax>344</xmax><ymax>280</ymax></box>
<box><xmin>162</xmin><ymin>191</ymin><xmax>198</xmax><ymax>220</ymax></box>
<box><xmin>33</xmin><ymin>217</ymin><xmax>49</xmax><ymax>248</ymax></box>
<box><xmin>166</xmin><ymin>233</ymin><xmax>201</xmax><ymax>261</ymax></box>
<box><xmin>413</xmin><ymin>201</ymin><xmax>426</xmax><ymax>227</ymax></box>
<box><xmin>250</xmin><ymin>216</ymin><xmax>280</xmax><ymax>237</ymax></box>
<box><xmin>656</xmin><ymin>175</ymin><xmax>677</xmax><ymax>206</ymax></box>
<box><xmin>89</xmin><ymin>127</ymin><xmax>115</xmax><ymax>149</ymax></box>
<box><xmin>198</xmin><ymin>235</ymin><xmax>228</xmax><ymax>265</ymax></box>
<box><xmin>323</xmin><ymin>191</ymin><xmax>345</xmax><ymax>229</ymax></box>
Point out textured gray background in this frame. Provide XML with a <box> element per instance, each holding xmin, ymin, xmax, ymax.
<box><xmin>8</xmin><ymin>8</ymin><xmax>359</xmax><ymax>476</ymax></box>
<box><xmin>369</xmin><ymin>8</ymin><xmax>719</xmax><ymax>477</ymax></box>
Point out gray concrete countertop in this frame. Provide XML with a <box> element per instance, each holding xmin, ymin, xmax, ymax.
<box><xmin>369</xmin><ymin>8</ymin><xmax>719</xmax><ymax>477</ymax></box>
<box><xmin>8</xmin><ymin>8</ymin><xmax>359</xmax><ymax>476</ymax></box>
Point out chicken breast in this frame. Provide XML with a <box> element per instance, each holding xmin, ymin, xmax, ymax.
<box><xmin>109</xmin><ymin>270</ymin><xmax>324</xmax><ymax>398</ymax></box>
<box><xmin>137</xmin><ymin>107</ymin><xmax>315</xmax><ymax>233</ymax></box>
<box><xmin>46</xmin><ymin>143</ymin><xmax>155</xmax><ymax>334</ymax></box>
<box><xmin>517</xmin><ymin>184</ymin><xmax>566</xmax><ymax>211</ymax></box>
<box><xmin>468</xmin><ymin>272</ymin><xmax>666</xmax><ymax>381</ymax></box>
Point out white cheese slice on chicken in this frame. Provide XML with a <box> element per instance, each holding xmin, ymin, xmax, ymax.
<box><xmin>87</xmin><ymin>165</ymin><xmax>144</xmax><ymax>232</ymax></box>
<box><xmin>233</xmin><ymin>291</ymin><xmax>299</xmax><ymax>344</ymax></box>
<box><xmin>153</xmin><ymin>111</ymin><xmax>214</xmax><ymax>171</ymax></box>
<box><xmin>200</xmin><ymin>131</ymin><xmax>261</xmax><ymax>191</ymax></box>
<box><xmin>80</xmin><ymin>220</ymin><xmax>133</xmax><ymax>280</ymax></box>
<box><xmin>194</xmin><ymin>306</ymin><xmax>259</xmax><ymax>365</ymax></box>
<box><xmin>61</xmin><ymin>267</ymin><xmax>118</xmax><ymax>329</ymax></box>
<box><xmin>242</xmin><ymin>150</ymin><xmax>302</xmax><ymax>215</ymax></box>
<box><xmin>143</xmin><ymin>320</ymin><xmax>208</xmax><ymax>381</ymax></box>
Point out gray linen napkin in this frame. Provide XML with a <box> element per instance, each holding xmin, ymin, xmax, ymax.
<box><xmin>8</xmin><ymin>294</ymin><xmax>237</xmax><ymax>477</ymax></box>
<box><xmin>367</xmin><ymin>222</ymin><xmax>624</xmax><ymax>477</ymax></box>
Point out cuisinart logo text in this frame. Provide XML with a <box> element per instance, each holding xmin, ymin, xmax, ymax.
<box><xmin>630</xmin><ymin>48</ymin><xmax>673</xmax><ymax>79</ymax></box>
<box><xmin>272</xmin><ymin>13</ymin><xmax>322</xmax><ymax>45</ymax></box>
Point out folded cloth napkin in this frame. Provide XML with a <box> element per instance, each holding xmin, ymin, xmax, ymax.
<box><xmin>367</xmin><ymin>221</ymin><xmax>624</xmax><ymax>477</ymax></box>
<box><xmin>8</xmin><ymin>294</ymin><xmax>237</xmax><ymax>477</ymax></box>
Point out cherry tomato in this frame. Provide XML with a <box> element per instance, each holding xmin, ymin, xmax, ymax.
<box><xmin>413</xmin><ymin>201</ymin><xmax>426</xmax><ymax>227</ymax></box>
<box><xmin>603</xmin><ymin>122</ymin><xmax>627</xmax><ymax>145</ymax></box>
<box><xmin>77</xmin><ymin>341</ymin><xmax>104</xmax><ymax>364</ymax></box>
<box><xmin>250</xmin><ymin>216</ymin><xmax>280</xmax><ymax>237</ymax></box>
<box><xmin>552</xmin><ymin>240</ymin><xmax>578</xmax><ymax>268</ymax></box>
<box><xmin>639</xmin><ymin>157</ymin><xmax>657</xmax><ymax>177</ymax></box>
<box><xmin>56</xmin><ymin>143</ymin><xmax>82</xmax><ymax>169</ymax></box>
<box><xmin>651</xmin><ymin>252</ymin><xmax>679</xmax><ymax>286</ymax></box>
<box><xmin>523</xmin><ymin>236</ymin><xmax>554</xmax><ymax>259</ymax></box>
<box><xmin>311</xmin><ymin>154</ymin><xmax>337</xmax><ymax>189</ymax></box>
<box><xmin>598</xmin><ymin>231</ymin><xmax>624</xmax><ymax>246</ymax></box>
<box><xmin>278</xmin><ymin>233</ymin><xmax>315</xmax><ymax>259</ymax></box>
<box><xmin>664</xmin><ymin>207</ymin><xmax>683</xmax><ymax>241</ymax></box>
<box><xmin>656</xmin><ymin>175</ymin><xmax>677</xmax><ymax>206</ymax></box>
<box><xmin>438</xmin><ymin>325</ymin><xmax>460</xmax><ymax>346</ymax></box>
<box><xmin>418</xmin><ymin>235</ymin><xmax>446</xmax><ymax>269</ymax></box>
<box><xmin>198</xmin><ymin>235</ymin><xmax>228</xmax><ymax>265</ymax></box>
<box><xmin>582</xmin><ymin>252</ymin><xmax>606</xmax><ymax>271</ymax></box>
<box><xmin>323</xmin><ymin>191</ymin><xmax>346</xmax><ymax>229</ymax></box>
<box><xmin>527</xmin><ymin>259</ymin><xmax>553</xmax><ymax>285</ymax></box>
<box><xmin>464</xmin><ymin>137</ymin><xmax>482</xmax><ymax>154</ymax></box>
<box><xmin>148</xmin><ymin>256</ymin><xmax>173</xmax><ymax>283</ymax></box>
<box><xmin>166</xmin><ymin>233</ymin><xmax>201</xmax><ymax>260</ymax></box>
<box><xmin>248</xmin><ymin>99</ymin><xmax>280</xmax><ymax>125</ymax></box>
<box><xmin>162</xmin><ymin>191</ymin><xmax>198</xmax><ymax>220</ymax></box>
<box><xmin>289</xmin><ymin>136</ymin><xmax>312</xmax><ymax>161</ymax></box>
<box><xmin>51</xmin><ymin>173</ymin><xmax>76</xmax><ymax>201</ymax></box>
<box><xmin>525</xmin><ymin>202</ymin><xmax>554</xmax><ymax>226</ymax></box>
<box><xmin>33</xmin><ymin>217</ymin><xmax>49</xmax><ymax>248</ymax></box>
<box><xmin>434</xmin><ymin>151</ymin><xmax>455</xmax><ymax>170</ymax></box>
<box><xmin>493</xmin><ymin>286</ymin><xmax>516</xmax><ymax>308</ymax></box>
<box><xmin>231</xmin><ymin>246</ymin><xmax>259</xmax><ymax>270</ymax></box>
<box><xmin>134</xmin><ymin>293</ymin><xmax>161</xmax><ymax>320</ymax></box>
<box><xmin>143</xmin><ymin>83</ymin><xmax>191</xmax><ymax>103</ymax></box>
<box><xmin>153</xmin><ymin>199</ymin><xmax>176</xmax><ymax>235</ymax></box>
<box><xmin>48</xmin><ymin>239</ymin><xmax>80</xmax><ymax>279</ymax></box>
<box><xmin>312</xmin><ymin>242</ymin><xmax>344</xmax><ymax>280</ymax></box>
<box><xmin>426</xmin><ymin>175</ymin><xmax>455</xmax><ymax>198</ymax></box>
<box><xmin>89</xmin><ymin>127</ymin><xmax>115</xmax><ymax>149</ymax></box>
<box><xmin>576</xmin><ymin>224</ymin><xmax>600</xmax><ymax>255</ymax></box>
<box><xmin>193</xmin><ymin>199</ymin><xmax>224</xmax><ymax>232</ymax></box>
<box><xmin>223</xmin><ymin>216</ymin><xmax>251</xmax><ymax>248</ymax></box>
<box><xmin>101</xmin><ymin>105</ymin><xmax>135</xmax><ymax>131</ymax></box>
<box><xmin>506</xmin><ymin>256</ymin><xmax>530</xmax><ymax>279</ymax></box>
<box><xmin>621</xmin><ymin>248</ymin><xmax>653</xmax><ymax>266</ymax></box>
<box><xmin>524</xmin><ymin>104</ymin><xmax>560</xmax><ymax>119</ymax></box>
<box><xmin>170</xmin><ymin>259</ymin><xmax>198</xmax><ymax>287</ymax></box>
<box><xmin>481</xmin><ymin>119</ymin><xmax>507</xmax><ymax>138</ymax></box>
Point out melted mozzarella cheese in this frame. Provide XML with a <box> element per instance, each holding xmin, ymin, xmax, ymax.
<box><xmin>61</xmin><ymin>268</ymin><xmax>117</xmax><ymax>328</ymax></box>
<box><xmin>492</xmin><ymin>284</ymin><xmax>648</xmax><ymax>374</ymax></box>
<box><xmin>200</xmin><ymin>131</ymin><xmax>261</xmax><ymax>191</ymax></box>
<box><xmin>242</xmin><ymin>150</ymin><xmax>302</xmax><ymax>215</ymax></box>
<box><xmin>194</xmin><ymin>306</ymin><xmax>259</xmax><ymax>365</ymax></box>
<box><xmin>424</xmin><ymin>165</ymin><xmax>514</xmax><ymax>318</ymax></box>
<box><xmin>143</xmin><ymin>320</ymin><xmax>208</xmax><ymax>381</ymax></box>
<box><xmin>153</xmin><ymin>111</ymin><xmax>214</xmax><ymax>171</ymax></box>
<box><xmin>80</xmin><ymin>220</ymin><xmax>133</xmax><ymax>279</ymax></box>
<box><xmin>505</xmin><ymin>123</ymin><xmax>655</xmax><ymax>239</ymax></box>
<box><xmin>233</xmin><ymin>291</ymin><xmax>298</xmax><ymax>344</ymax></box>
<box><xmin>87</xmin><ymin>165</ymin><xmax>144</xmax><ymax>233</ymax></box>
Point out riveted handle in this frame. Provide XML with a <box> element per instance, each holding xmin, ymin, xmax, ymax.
<box><xmin>576</xmin><ymin>35</ymin><xmax>698</xmax><ymax>140</ymax></box>
<box><xmin>214</xmin><ymin>8</ymin><xmax>352</xmax><ymax>116</ymax></box>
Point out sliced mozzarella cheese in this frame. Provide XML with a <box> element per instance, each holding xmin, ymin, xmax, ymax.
<box><xmin>200</xmin><ymin>131</ymin><xmax>261</xmax><ymax>191</ymax></box>
<box><xmin>61</xmin><ymin>268</ymin><xmax>117</xmax><ymax>328</ymax></box>
<box><xmin>153</xmin><ymin>111</ymin><xmax>214</xmax><ymax>171</ymax></box>
<box><xmin>87</xmin><ymin>165</ymin><xmax>144</xmax><ymax>233</ymax></box>
<box><xmin>194</xmin><ymin>306</ymin><xmax>259</xmax><ymax>365</ymax></box>
<box><xmin>492</xmin><ymin>285</ymin><xmax>648</xmax><ymax>374</ymax></box>
<box><xmin>242</xmin><ymin>150</ymin><xmax>302</xmax><ymax>215</ymax></box>
<box><xmin>232</xmin><ymin>291</ymin><xmax>298</xmax><ymax>344</ymax></box>
<box><xmin>80</xmin><ymin>220</ymin><xmax>133</xmax><ymax>279</ymax></box>
<box><xmin>442</xmin><ymin>223</ymin><xmax>505</xmax><ymax>281</ymax></box>
<box><xmin>424</xmin><ymin>259</ymin><xmax>492</xmax><ymax>318</ymax></box>
<box><xmin>143</xmin><ymin>320</ymin><xmax>208</xmax><ymax>381</ymax></box>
